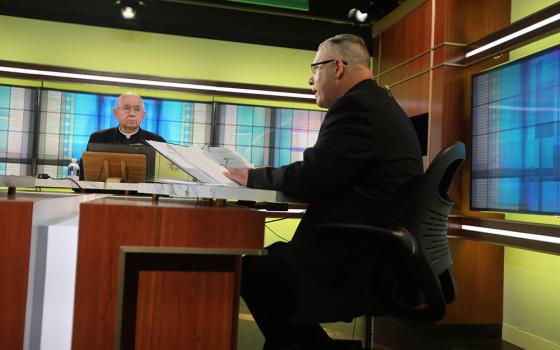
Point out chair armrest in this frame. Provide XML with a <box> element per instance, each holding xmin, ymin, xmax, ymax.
<box><xmin>313</xmin><ymin>223</ymin><xmax>416</xmax><ymax>257</ymax></box>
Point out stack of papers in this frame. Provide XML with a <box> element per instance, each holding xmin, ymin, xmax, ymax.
<box><xmin>147</xmin><ymin>141</ymin><xmax>253</xmax><ymax>186</ymax></box>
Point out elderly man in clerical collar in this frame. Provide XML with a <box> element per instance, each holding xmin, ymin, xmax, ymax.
<box><xmin>86</xmin><ymin>92</ymin><xmax>165</xmax><ymax>145</ymax></box>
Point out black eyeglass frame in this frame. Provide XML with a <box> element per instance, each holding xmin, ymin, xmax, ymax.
<box><xmin>310</xmin><ymin>59</ymin><xmax>348</xmax><ymax>74</ymax></box>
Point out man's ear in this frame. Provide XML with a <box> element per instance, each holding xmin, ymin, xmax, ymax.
<box><xmin>335</xmin><ymin>60</ymin><xmax>345</xmax><ymax>79</ymax></box>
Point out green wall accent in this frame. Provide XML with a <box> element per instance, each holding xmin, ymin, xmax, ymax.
<box><xmin>0</xmin><ymin>15</ymin><xmax>316</xmax><ymax>90</ymax></box>
<box><xmin>0</xmin><ymin>77</ymin><xmax>43</xmax><ymax>88</ymax></box>
<box><xmin>510</xmin><ymin>0</ymin><xmax>560</xmax><ymax>61</ymax></box>
<box><xmin>0</xmin><ymin>14</ymin><xmax>324</xmax><ymax>109</ymax></box>
<box><xmin>503</xmin><ymin>4</ymin><xmax>560</xmax><ymax>349</ymax></box>
<box><xmin>503</xmin><ymin>245</ymin><xmax>560</xmax><ymax>349</ymax></box>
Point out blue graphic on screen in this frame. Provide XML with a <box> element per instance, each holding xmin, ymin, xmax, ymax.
<box><xmin>215</xmin><ymin>104</ymin><xmax>324</xmax><ymax>167</ymax></box>
<box><xmin>50</xmin><ymin>92</ymin><xmax>207</xmax><ymax>159</ymax></box>
<box><xmin>471</xmin><ymin>45</ymin><xmax>560</xmax><ymax>214</ymax></box>
<box><xmin>70</xmin><ymin>94</ymin><xmax>117</xmax><ymax>160</ymax></box>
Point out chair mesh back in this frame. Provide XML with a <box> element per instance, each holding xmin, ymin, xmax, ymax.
<box><xmin>399</xmin><ymin>142</ymin><xmax>466</xmax><ymax>275</ymax></box>
<box><xmin>418</xmin><ymin>206</ymin><xmax>453</xmax><ymax>275</ymax></box>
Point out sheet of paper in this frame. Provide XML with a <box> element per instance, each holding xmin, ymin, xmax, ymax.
<box><xmin>203</xmin><ymin>146</ymin><xmax>254</xmax><ymax>169</ymax></box>
<box><xmin>147</xmin><ymin>140</ymin><xmax>239</xmax><ymax>186</ymax></box>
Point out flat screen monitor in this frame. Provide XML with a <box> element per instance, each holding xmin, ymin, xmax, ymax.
<box><xmin>471</xmin><ymin>44</ymin><xmax>560</xmax><ymax>214</ymax></box>
<box><xmin>84</xmin><ymin>143</ymin><xmax>156</xmax><ymax>182</ymax></box>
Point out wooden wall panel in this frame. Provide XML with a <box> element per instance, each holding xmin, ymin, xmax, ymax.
<box><xmin>429</xmin><ymin>66</ymin><xmax>464</xmax><ymax>155</ymax></box>
<box><xmin>372</xmin><ymin>0</ymin><xmax>512</xmax><ymax>335</ymax></box>
<box><xmin>379</xmin><ymin>53</ymin><xmax>430</xmax><ymax>86</ymax></box>
<box><xmin>434</xmin><ymin>0</ymin><xmax>511</xmax><ymax>45</ymax></box>
<box><xmin>431</xmin><ymin>65</ymin><xmax>471</xmax><ymax>210</ymax></box>
<box><xmin>373</xmin><ymin>0</ymin><xmax>511</xmax><ymax>213</ymax></box>
<box><xmin>432</xmin><ymin>45</ymin><xmax>466</xmax><ymax>67</ymax></box>
<box><xmin>380</xmin><ymin>0</ymin><xmax>432</xmax><ymax>72</ymax></box>
<box><xmin>0</xmin><ymin>200</ymin><xmax>33</xmax><ymax>350</ymax></box>
<box><xmin>390</xmin><ymin>72</ymin><xmax>430</xmax><ymax>118</ymax></box>
<box><xmin>443</xmin><ymin>238</ymin><xmax>504</xmax><ymax>324</ymax></box>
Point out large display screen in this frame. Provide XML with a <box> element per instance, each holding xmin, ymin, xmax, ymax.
<box><xmin>471</xmin><ymin>45</ymin><xmax>560</xmax><ymax>214</ymax></box>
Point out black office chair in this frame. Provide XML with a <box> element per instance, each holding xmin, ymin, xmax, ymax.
<box><xmin>316</xmin><ymin>141</ymin><xmax>466</xmax><ymax>349</ymax></box>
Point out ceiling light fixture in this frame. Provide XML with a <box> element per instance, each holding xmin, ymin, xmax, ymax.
<box><xmin>347</xmin><ymin>8</ymin><xmax>368</xmax><ymax>23</ymax></box>
<box><xmin>466</xmin><ymin>12</ymin><xmax>560</xmax><ymax>58</ymax></box>
<box><xmin>121</xmin><ymin>6</ymin><xmax>136</xmax><ymax>20</ymax></box>
<box><xmin>0</xmin><ymin>65</ymin><xmax>315</xmax><ymax>100</ymax></box>
<box><xmin>115</xmin><ymin>0</ymin><xmax>145</xmax><ymax>20</ymax></box>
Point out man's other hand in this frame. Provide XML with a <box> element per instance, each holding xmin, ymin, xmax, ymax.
<box><xmin>223</xmin><ymin>168</ymin><xmax>249</xmax><ymax>186</ymax></box>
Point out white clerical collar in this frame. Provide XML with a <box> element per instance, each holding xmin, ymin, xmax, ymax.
<box><xmin>118</xmin><ymin>126</ymin><xmax>140</xmax><ymax>139</ymax></box>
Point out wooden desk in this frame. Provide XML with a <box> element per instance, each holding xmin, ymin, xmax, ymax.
<box><xmin>0</xmin><ymin>191</ymin><xmax>102</xmax><ymax>350</ymax></box>
<box><xmin>0</xmin><ymin>196</ymin><xmax>33</xmax><ymax>350</ymax></box>
<box><xmin>71</xmin><ymin>197</ymin><xmax>266</xmax><ymax>350</ymax></box>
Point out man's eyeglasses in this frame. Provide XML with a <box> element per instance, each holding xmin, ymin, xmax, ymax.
<box><xmin>119</xmin><ymin>105</ymin><xmax>143</xmax><ymax>113</ymax></box>
<box><xmin>310</xmin><ymin>59</ymin><xmax>348</xmax><ymax>74</ymax></box>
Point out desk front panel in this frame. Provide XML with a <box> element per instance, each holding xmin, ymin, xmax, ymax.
<box><xmin>72</xmin><ymin>198</ymin><xmax>265</xmax><ymax>350</ymax></box>
<box><xmin>0</xmin><ymin>199</ymin><xmax>33</xmax><ymax>350</ymax></box>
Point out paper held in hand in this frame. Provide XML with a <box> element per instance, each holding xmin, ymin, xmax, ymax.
<box><xmin>146</xmin><ymin>140</ymin><xmax>253</xmax><ymax>186</ymax></box>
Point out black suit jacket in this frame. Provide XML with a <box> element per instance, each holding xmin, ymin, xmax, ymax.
<box><xmin>86</xmin><ymin>127</ymin><xmax>165</xmax><ymax>146</ymax></box>
<box><xmin>247</xmin><ymin>79</ymin><xmax>423</xmax><ymax>322</ymax></box>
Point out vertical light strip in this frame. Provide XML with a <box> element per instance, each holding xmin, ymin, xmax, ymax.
<box><xmin>461</xmin><ymin>225</ymin><xmax>560</xmax><ymax>244</ymax></box>
<box><xmin>465</xmin><ymin>13</ymin><xmax>560</xmax><ymax>58</ymax></box>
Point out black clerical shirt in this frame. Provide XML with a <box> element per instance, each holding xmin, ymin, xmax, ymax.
<box><xmin>86</xmin><ymin>127</ymin><xmax>165</xmax><ymax>146</ymax></box>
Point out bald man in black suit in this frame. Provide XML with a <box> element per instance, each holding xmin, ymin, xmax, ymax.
<box><xmin>225</xmin><ymin>34</ymin><xmax>423</xmax><ymax>350</ymax></box>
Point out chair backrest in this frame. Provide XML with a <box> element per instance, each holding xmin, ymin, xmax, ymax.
<box><xmin>388</xmin><ymin>141</ymin><xmax>465</xmax><ymax>322</ymax></box>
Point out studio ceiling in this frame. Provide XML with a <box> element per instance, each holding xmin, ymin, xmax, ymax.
<box><xmin>0</xmin><ymin>0</ymin><xmax>403</xmax><ymax>50</ymax></box>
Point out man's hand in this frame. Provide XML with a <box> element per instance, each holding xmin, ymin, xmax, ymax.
<box><xmin>223</xmin><ymin>168</ymin><xmax>249</xmax><ymax>186</ymax></box>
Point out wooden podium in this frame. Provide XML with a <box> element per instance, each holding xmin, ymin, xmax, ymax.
<box><xmin>0</xmin><ymin>197</ymin><xmax>33</xmax><ymax>350</ymax></box>
<box><xmin>82</xmin><ymin>151</ymin><xmax>147</xmax><ymax>183</ymax></box>
<box><xmin>71</xmin><ymin>197</ymin><xmax>266</xmax><ymax>350</ymax></box>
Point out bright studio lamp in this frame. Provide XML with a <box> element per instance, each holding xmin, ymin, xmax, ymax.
<box><xmin>115</xmin><ymin>0</ymin><xmax>145</xmax><ymax>20</ymax></box>
<box><xmin>348</xmin><ymin>8</ymin><xmax>368</xmax><ymax>23</ymax></box>
<box><xmin>121</xmin><ymin>6</ymin><xmax>136</xmax><ymax>19</ymax></box>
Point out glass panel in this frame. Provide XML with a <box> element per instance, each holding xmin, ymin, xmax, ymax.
<box><xmin>0</xmin><ymin>86</ymin><xmax>36</xmax><ymax>175</ymax></box>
